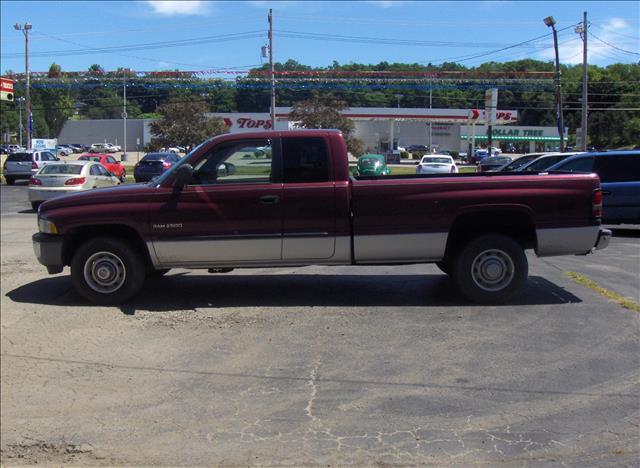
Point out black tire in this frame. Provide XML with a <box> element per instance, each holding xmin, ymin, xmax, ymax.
<box><xmin>120</xmin><ymin>170</ymin><xmax>126</xmax><ymax>183</ymax></box>
<box><xmin>71</xmin><ymin>237</ymin><xmax>147</xmax><ymax>305</ymax></box>
<box><xmin>451</xmin><ymin>234</ymin><xmax>528</xmax><ymax>304</ymax></box>
<box><xmin>31</xmin><ymin>201</ymin><xmax>40</xmax><ymax>211</ymax></box>
<box><xmin>5</xmin><ymin>177</ymin><xmax>15</xmax><ymax>186</ymax></box>
<box><xmin>148</xmin><ymin>268</ymin><xmax>170</xmax><ymax>278</ymax></box>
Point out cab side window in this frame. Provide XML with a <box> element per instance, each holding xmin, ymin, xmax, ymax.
<box><xmin>594</xmin><ymin>155</ymin><xmax>640</xmax><ymax>183</ymax></box>
<box><xmin>282</xmin><ymin>137</ymin><xmax>330</xmax><ymax>183</ymax></box>
<box><xmin>191</xmin><ymin>139</ymin><xmax>273</xmax><ymax>186</ymax></box>
<box><xmin>41</xmin><ymin>152</ymin><xmax>57</xmax><ymax>161</ymax></box>
<box><xmin>555</xmin><ymin>156</ymin><xmax>594</xmax><ymax>173</ymax></box>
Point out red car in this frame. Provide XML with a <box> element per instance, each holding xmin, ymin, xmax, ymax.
<box><xmin>78</xmin><ymin>153</ymin><xmax>126</xmax><ymax>181</ymax></box>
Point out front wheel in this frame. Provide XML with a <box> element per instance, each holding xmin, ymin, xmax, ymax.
<box><xmin>71</xmin><ymin>237</ymin><xmax>146</xmax><ymax>305</ymax></box>
<box><xmin>451</xmin><ymin>234</ymin><xmax>528</xmax><ymax>304</ymax></box>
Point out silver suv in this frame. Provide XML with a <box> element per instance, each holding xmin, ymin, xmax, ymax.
<box><xmin>3</xmin><ymin>150</ymin><xmax>60</xmax><ymax>185</ymax></box>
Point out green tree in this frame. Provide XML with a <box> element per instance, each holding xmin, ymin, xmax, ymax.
<box><xmin>148</xmin><ymin>100</ymin><xmax>229</xmax><ymax>150</ymax></box>
<box><xmin>289</xmin><ymin>94</ymin><xmax>366</xmax><ymax>157</ymax></box>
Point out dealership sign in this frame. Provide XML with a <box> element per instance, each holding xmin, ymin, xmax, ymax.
<box><xmin>0</xmin><ymin>77</ymin><xmax>14</xmax><ymax>101</ymax></box>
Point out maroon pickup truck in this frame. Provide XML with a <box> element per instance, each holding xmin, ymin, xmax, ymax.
<box><xmin>33</xmin><ymin>130</ymin><xmax>611</xmax><ymax>305</ymax></box>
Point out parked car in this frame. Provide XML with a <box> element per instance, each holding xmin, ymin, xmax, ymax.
<box><xmin>55</xmin><ymin>145</ymin><xmax>74</xmax><ymax>157</ymax></box>
<box><xmin>7</xmin><ymin>144</ymin><xmax>25</xmax><ymax>154</ymax></box>
<box><xmin>78</xmin><ymin>153</ymin><xmax>127</xmax><ymax>182</ymax></box>
<box><xmin>89</xmin><ymin>143</ymin><xmax>118</xmax><ymax>153</ymax></box>
<box><xmin>547</xmin><ymin>150</ymin><xmax>640</xmax><ymax>225</ymax></box>
<box><xmin>407</xmin><ymin>144</ymin><xmax>429</xmax><ymax>153</ymax></box>
<box><xmin>28</xmin><ymin>160</ymin><xmax>121</xmax><ymax>211</ymax></box>
<box><xmin>353</xmin><ymin>154</ymin><xmax>390</xmax><ymax>176</ymax></box>
<box><xmin>477</xmin><ymin>156</ymin><xmax>513</xmax><ymax>172</ymax></box>
<box><xmin>496</xmin><ymin>153</ymin><xmax>548</xmax><ymax>172</ymax></box>
<box><xmin>416</xmin><ymin>155</ymin><xmax>458</xmax><ymax>174</ymax></box>
<box><xmin>68</xmin><ymin>144</ymin><xmax>87</xmax><ymax>153</ymax></box>
<box><xmin>105</xmin><ymin>143</ymin><xmax>121</xmax><ymax>152</ymax></box>
<box><xmin>518</xmin><ymin>152</ymin><xmax>582</xmax><ymax>172</ymax></box>
<box><xmin>385</xmin><ymin>149</ymin><xmax>402</xmax><ymax>164</ymax></box>
<box><xmin>134</xmin><ymin>152</ymin><xmax>181</xmax><ymax>182</ymax></box>
<box><xmin>32</xmin><ymin>130</ymin><xmax>611</xmax><ymax>306</ymax></box>
<box><xmin>3</xmin><ymin>150</ymin><xmax>60</xmax><ymax>185</ymax></box>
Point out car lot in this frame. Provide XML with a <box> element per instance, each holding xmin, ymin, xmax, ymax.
<box><xmin>1</xmin><ymin>182</ymin><xmax>638</xmax><ymax>466</ymax></box>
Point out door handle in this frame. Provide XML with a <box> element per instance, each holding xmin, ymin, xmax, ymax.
<box><xmin>602</xmin><ymin>190</ymin><xmax>612</xmax><ymax>196</ymax></box>
<box><xmin>259</xmin><ymin>195</ymin><xmax>280</xmax><ymax>204</ymax></box>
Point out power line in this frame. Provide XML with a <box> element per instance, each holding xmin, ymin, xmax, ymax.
<box><xmin>590</xmin><ymin>32</ymin><xmax>640</xmax><ymax>56</ymax></box>
<box><xmin>1</xmin><ymin>31</ymin><xmax>266</xmax><ymax>58</ymax></box>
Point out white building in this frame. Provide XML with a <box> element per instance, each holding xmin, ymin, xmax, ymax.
<box><xmin>59</xmin><ymin>107</ymin><xmax>566</xmax><ymax>154</ymax></box>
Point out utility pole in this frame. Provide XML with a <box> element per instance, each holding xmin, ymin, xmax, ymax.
<box><xmin>428</xmin><ymin>85</ymin><xmax>432</xmax><ymax>152</ymax></box>
<box><xmin>14</xmin><ymin>23</ymin><xmax>32</xmax><ymax>149</ymax></box>
<box><xmin>544</xmin><ymin>16</ymin><xmax>565</xmax><ymax>152</ymax></box>
<box><xmin>268</xmin><ymin>9</ymin><xmax>276</xmax><ymax>129</ymax></box>
<box><xmin>576</xmin><ymin>11</ymin><xmax>588</xmax><ymax>151</ymax></box>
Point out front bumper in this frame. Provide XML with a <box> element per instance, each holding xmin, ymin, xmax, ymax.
<box><xmin>595</xmin><ymin>227</ymin><xmax>612</xmax><ymax>251</ymax></box>
<box><xmin>32</xmin><ymin>232</ymin><xmax>64</xmax><ymax>274</ymax></box>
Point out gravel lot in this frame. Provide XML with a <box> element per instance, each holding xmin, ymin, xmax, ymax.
<box><xmin>1</xmin><ymin>182</ymin><xmax>638</xmax><ymax>466</ymax></box>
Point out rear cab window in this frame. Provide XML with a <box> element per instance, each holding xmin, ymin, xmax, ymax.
<box><xmin>282</xmin><ymin>137</ymin><xmax>330</xmax><ymax>183</ymax></box>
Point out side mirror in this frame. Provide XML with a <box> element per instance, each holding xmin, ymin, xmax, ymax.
<box><xmin>55</xmin><ymin>157</ymin><xmax>60</xmax><ymax>161</ymax></box>
<box><xmin>172</xmin><ymin>164</ymin><xmax>193</xmax><ymax>189</ymax></box>
<box><xmin>217</xmin><ymin>162</ymin><xmax>236</xmax><ymax>177</ymax></box>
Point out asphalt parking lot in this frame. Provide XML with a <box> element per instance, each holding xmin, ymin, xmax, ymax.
<box><xmin>1</xmin><ymin>182</ymin><xmax>639</xmax><ymax>466</ymax></box>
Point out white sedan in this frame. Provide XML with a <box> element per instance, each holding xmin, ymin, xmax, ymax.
<box><xmin>28</xmin><ymin>160</ymin><xmax>121</xmax><ymax>210</ymax></box>
<box><xmin>416</xmin><ymin>155</ymin><xmax>458</xmax><ymax>174</ymax></box>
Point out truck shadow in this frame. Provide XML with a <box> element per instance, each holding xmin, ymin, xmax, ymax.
<box><xmin>6</xmin><ymin>273</ymin><xmax>581</xmax><ymax>313</ymax></box>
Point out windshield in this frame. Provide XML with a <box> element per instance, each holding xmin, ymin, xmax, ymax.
<box><xmin>359</xmin><ymin>157</ymin><xmax>382</xmax><ymax>166</ymax></box>
<box><xmin>421</xmin><ymin>157</ymin><xmax>452</xmax><ymax>164</ymax></box>
<box><xmin>40</xmin><ymin>164</ymin><xmax>84</xmax><ymax>175</ymax></box>
<box><xmin>500</xmin><ymin>154</ymin><xmax>541</xmax><ymax>171</ymax></box>
<box><xmin>524</xmin><ymin>155</ymin><xmax>567</xmax><ymax>171</ymax></box>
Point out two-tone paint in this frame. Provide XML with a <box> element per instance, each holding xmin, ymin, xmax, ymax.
<box><xmin>34</xmin><ymin>130</ymin><xmax>609</xmax><ymax>274</ymax></box>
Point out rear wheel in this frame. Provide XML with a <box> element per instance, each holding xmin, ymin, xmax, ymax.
<box><xmin>71</xmin><ymin>237</ymin><xmax>146</xmax><ymax>305</ymax></box>
<box><xmin>451</xmin><ymin>234</ymin><xmax>527</xmax><ymax>304</ymax></box>
<box><xmin>5</xmin><ymin>177</ymin><xmax>15</xmax><ymax>185</ymax></box>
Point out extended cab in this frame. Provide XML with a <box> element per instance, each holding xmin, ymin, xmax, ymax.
<box><xmin>33</xmin><ymin>130</ymin><xmax>611</xmax><ymax>305</ymax></box>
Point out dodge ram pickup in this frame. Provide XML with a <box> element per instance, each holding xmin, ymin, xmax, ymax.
<box><xmin>33</xmin><ymin>130</ymin><xmax>611</xmax><ymax>305</ymax></box>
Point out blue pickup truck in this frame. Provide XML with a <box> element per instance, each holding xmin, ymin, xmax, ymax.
<box><xmin>548</xmin><ymin>150</ymin><xmax>640</xmax><ymax>225</ymax></box>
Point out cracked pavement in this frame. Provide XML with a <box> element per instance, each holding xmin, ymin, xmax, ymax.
<box><xmin>1</xmin><ymin>183</ymin><xmax>639</xmax><ymax>466</ymax></box>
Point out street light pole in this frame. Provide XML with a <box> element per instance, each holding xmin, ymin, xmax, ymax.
<box><xmin>14</xmin><ymin>22</ymin><xmax>32</xmax><ymax>149</ymax></box>
<box><xmin>544</xmin><ymin>16</ymin><xmax>565</xmax><ymax>152</ymax></box>
<box><xmin>16</xmin><ymin>96</ymin><xmax>25</xmax><ymax>147</ymax></box>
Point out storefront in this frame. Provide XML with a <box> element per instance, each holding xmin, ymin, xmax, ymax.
<box><xmin>460</xmin><ymin>125</ymin><xmax>568</xmax><ymax>153</ymax></box>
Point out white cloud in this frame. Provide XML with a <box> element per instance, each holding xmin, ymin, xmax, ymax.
<box><xmin>145</xmin><ymin>1</ymin><xmax>211</xmax><ymax>16</ymax></box>
<box><xmin>605</xmin><ymin>18</ymin><xmax>629</xmax><ymax>30</ymax></box>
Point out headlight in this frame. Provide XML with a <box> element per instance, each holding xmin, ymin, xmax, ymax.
<box><xmin>38</xmin><ymin>218</ymin><xmax>58</xmax><ymax>234</ymax></box>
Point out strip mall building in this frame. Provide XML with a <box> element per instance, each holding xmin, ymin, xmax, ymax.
<box><xmin>59</xmin><ymin>107</ymin><xmax>567</xmax><ymax>154</ymax></box>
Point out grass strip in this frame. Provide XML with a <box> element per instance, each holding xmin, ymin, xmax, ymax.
<box><xmin>565</xmin><ymin>271</ymin><xmax>640</xmax><ymax>312</ymax></box>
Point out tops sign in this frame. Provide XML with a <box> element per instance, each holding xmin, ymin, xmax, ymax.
<box><xmin>220</xmin><ymin>114</ymin><xmax>273</xmax><ymax>132</ymax></box>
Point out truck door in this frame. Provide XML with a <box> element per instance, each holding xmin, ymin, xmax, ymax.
<box><xmin>149</xmin><ymin>138</ymin><xmax>283</xmax><ymax>265</ymax></box>
<box><xmin>280</xmin><ymin>136</ymin><xmax>336</xmax><ymax>260</ymax></box>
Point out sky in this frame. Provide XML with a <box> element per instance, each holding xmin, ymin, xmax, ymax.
<box><xmin>0</xmin><ymin>0</ymin><xmax>638</xmax><ymax>75</ymax></box>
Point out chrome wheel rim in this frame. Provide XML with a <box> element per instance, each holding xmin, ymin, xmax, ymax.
<box><xmin>84</xmin><ymin>251</ymin><xmax>126</xmax><ymax>294</ymax></box>
<box><xmin>471</xmin><ymin>249</ymin><xmax>515</xmax><ymax>292</ymax></box>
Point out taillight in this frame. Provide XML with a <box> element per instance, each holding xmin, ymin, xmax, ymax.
<box><xmin>65</xmin><ymin>177</ymin><xmax>86</xmax><ymax>186</ymax></box>
<box><xmin>32</xmin><ymin>161</ymin><xmax>38</xmax><ymax>170</ymax></box>
<box><xmin>29</xmin><ymin>177</ymin><xmax>42</xmax><ymax>186</ymax></box>
<box><xmin>592</xmin><ymin>188</ymin><xmax>603</xmax><ymax>219</ymax></box>
<box><xmin>162</xmin><ymin>161</ymin><xmax>172</xmax><ymax>169</ymax></box>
